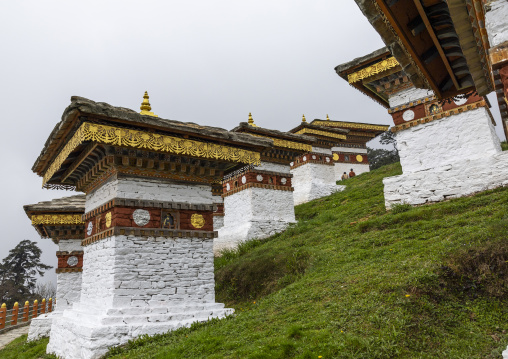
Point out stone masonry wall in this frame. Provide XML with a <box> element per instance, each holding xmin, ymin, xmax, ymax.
<box><xmin>56</xmin><ymin>239</ymin><xmax>83</xmax><ymax>310</ymax></box>
<box><xmin>80</xmin><ymin>235</ymin><xmax>215</xmax><ymax>308</ymax></box>
<box><xmin>388</xmin><ymin>87</ymin><xmax>434</xmax><ymax>108</ymax></box>
<box><xmin>395</xmin><ymin>107</ymin><xmax>501</xmax><ymax>174</ymax></box>
<box><xmin>292</xmin><ymin>163</ymin><xmax>343</xmax><ymax>205</ymax></box>
<box><xmin>485</xmin><ymin>0</ymin><xmax>508</xmax><ymax>48</ymax></box>
<box><xmin>86</xmin><ymin>177</ymin><xmax>213</xmax><ymax>212</ymax></box>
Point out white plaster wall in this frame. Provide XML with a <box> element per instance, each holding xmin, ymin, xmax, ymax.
<box><xmin>28</xmin><ymin>239</ymin><xmax>84</xmax><ymax>341</ymax></box>
<box><xmin>215</xmin><ymin>187</ymin><xmax>296</xmax><ymax>254</ymax></box>
<box><xmin>332</xmin><ymin>146</ymin><xmax>368</xmax><ymax>154</ymax></box>
<box><xmin>223</xmin><ymin>187</ymin><xmax>296</xmax><ymax>225</ymax></box>
<box><xmin>56</xmin><ymin>272</ymin><xmax>82</xmax><ymax>311</ymax></box>
<box><xmin>28</xmin><ymin>313</ymin><xmax>56</xmax><ymax>341</ymax></box>
<box><xmin>58</xmin><ymin>239</ymin><xmax>82</xmax><ymax>252</ymax></box>
<box><xmin>334</xmin><ymin>163</ymin><xmax>370</xmax><ymax>181</ymax></box>
<box><xmin>395</xmin><ymin>107</ymin><xmax>501</xmax><ymax>174</ymax></box>
<box><xmin>86</xmin><ymin>177</ymin><xmax>213</xmax><ymax>212</ymax></box>
<box><xmin>79</xmin><ymin>235</ymin><xmax>215</xmax><ymax>308</ymax></box>
<box><xmin>213</xmin><ymin>215</ymin><xmax>224</xmax><ymax>230</ymax></box>
<box><xmin>291</xmin><ymin>163</ymin><xmax>344</xmax><ymax>205</ymax></box>
<box><xmin>388</xmin><ymin>87</ymin><xmax>434</xmax><ymax>108</ymax></box>
<box><xmin>485</xmin><ymin>0</ymin><xmax>508</xmax><ymax>47</ymax></box>
<box><xmin>312</xmin><ymin>147</ymin><xmax>333</xmax><ymax>155</ymax></box>
<box><xmin>384</xmin><ymin>151</ymin><xmax>508</xmax><ymax>208</ymax></box>
<box><xmin>79</xmin><ymin>237</ymin><xmax>116</xmax><ymax>307</ymax></box>
<box><xmin>255</xmin><ymin>161</ymin><xmax>291</xmax><ymax>174</ymax></box>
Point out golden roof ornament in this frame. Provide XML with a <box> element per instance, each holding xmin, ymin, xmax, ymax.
<box><xmin>302</xmin><ymin>114</ymin><xmax>307</xmax><ymax>123</ymax></box>
<box><xmin>248</xmin><ymin>112</ymin><xmax>258</xmax><ymax>127</ymax></box>
<box><xmin>326</xmin><ymin>114</ymin><xmax>330</xmax><ymax>121</ymax></box>
<box><xmin>139</xmin><ymin>91</ymin><xmax>158</xmax><ymax>117</ymax></box>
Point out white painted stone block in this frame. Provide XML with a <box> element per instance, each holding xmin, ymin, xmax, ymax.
<box><xmin>47</xmin><ymin>235</ymin><xmax>233</xmax><ymax>359</ymax></box>
<box><xmin>312</xmin><ymin>147</ymin><xmax>333</xmax><ymax>155</ymax></box>
<box><xmin>384</xmin><ymin>151</ymin><xmax>508</xmax><ymax>208</ymax></box>
<box><xmin>255</xmin><ymin>162</ymin><xmax>291</xmax><ymax>174</ymax></box>
<box><xmin>215</xmin><ymin>187</ymin><xmax>296</xmax><ymax>254</ymax></box>
<box><xmin>291</xmin><ymin>163</ymin><xmax>344</xmax><ymax>206</ymax></box>
<box><xmin>86</xmin><ymin>177</ymin><xmax>213</xmax><ymax>212</ymax></box>
<box><xmin>395</xmin><ymin>107</ymin><xmax>501</xmax><ymax>174</ymax></box>
<box><xmin>383</xmin><ymin>106</ymin><xmax>507</xmax><ymax>208</ymax></box>
<box><xmin>213</xmin><ymin>215</ymin><xmax>224</xmax><ymax>230</ymax></box>
<box><xmin>485</xmin><ymin>0</ymin><xmax>508</xmax><ymax>47</ymax></box>
<box><xmin>388</xmin><ymin>87</ymin><xmax>433</xmax><ymax>108</ymax></box>
<box><xmin>28</xmin><ymin>239</ymin><xmax>83</xmax><ymax>341</ymax></box>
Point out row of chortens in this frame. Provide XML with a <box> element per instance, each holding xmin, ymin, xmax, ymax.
<box><xmin>20</xmin><ymin>0</ymin><xmax>508</xmax><ymax>357</ymax></box>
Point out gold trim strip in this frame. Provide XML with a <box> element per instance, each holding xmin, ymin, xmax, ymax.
<box><xmin>31</xmin><ymin>214</ymin><xmax>84</xmax><ymax>225</ymax></box>
<box><xmin>251</xmin><ymin>134</ymin><xmax>312</xmax><ymax>152</ymax></box>
<box><xmin>348</xmin><ymin>131</ymin><xmax>376</xmax><ymax>138</ymax></box>
<box><xmin>312</xmin><ymin>120</ymin><xmax>389</xmax><ymax>132</ymax></box>
<box><xmin>295</xmin><ymin>128</ymin><xmax>347</xmax><ymax>140</ymax></box>
<box><xmin>348</xmin><ymin>57</ymin><xmax>399</xmax><ymax>84</ymax></box>
<box><xmin>43</xmin><ymin>122</ymin><xmax>261</xmax><ymax>186</ymax></box>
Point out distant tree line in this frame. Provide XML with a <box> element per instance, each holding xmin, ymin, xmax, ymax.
<box><xmin>0</xmin><ymin>240</ymin><xmax>53</xmax><ymax>306</ymax></box>
<box><xmin>367</xmin><ymin>130</ymin><xmax>400</xmax><ymax>170</ymax></box>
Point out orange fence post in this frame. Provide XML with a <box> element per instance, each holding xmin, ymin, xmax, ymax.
<box><xmin>41</xmin><ymin>298</ymin><xmax>46</xmax><ymax>314</ymax></box>
<box><xmin>11</xmin><ymin>302</ymin><xmax>19</xmax><ymax>326</ymax></box>
<box><xmin>32</xmin><ymin>299</ymin><xmax>38</xmax><ymax>319</ymax></box>
<box><xmin>22</xmin><ymin>301</ymin><xmax>29</xmax><ymax>322</ymax></box>
<box><xmin>0</xmin><ymin>303</ymin><xmax>6</xmax><ymax>329</ymax></box>
<box><xmin>48</xmin><ymin>298</ymin><xmax>53</xmax><ymax>313</ymax></box>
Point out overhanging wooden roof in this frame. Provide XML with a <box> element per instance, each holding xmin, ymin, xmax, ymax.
<box><xmin>353</xmin><ymin>0</ymin><xmax>493</xmax><ymax>99</ymax></box>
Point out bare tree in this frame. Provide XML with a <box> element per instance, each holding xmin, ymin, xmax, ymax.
<box><xmin>34</xmin><ymin>281</ymin><xmax>56</xmax><ymax>300</ymax></box>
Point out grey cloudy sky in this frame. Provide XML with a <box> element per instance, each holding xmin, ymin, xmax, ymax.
<box><xmin>0</xmin><ymin>1</ymin><xmax>505</xmax><ymax>285</ymax></box>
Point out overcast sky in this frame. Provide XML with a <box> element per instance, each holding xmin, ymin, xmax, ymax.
<box><xmin>1</xmin><ymin>1</ymin><xmax>505</xmax><ymax>285</ymax></box>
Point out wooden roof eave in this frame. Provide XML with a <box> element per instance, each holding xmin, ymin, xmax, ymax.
<box><xmin>447</xmin><ymin>0</ymin><xmax>493</xmax><ymax>96</ymax></box>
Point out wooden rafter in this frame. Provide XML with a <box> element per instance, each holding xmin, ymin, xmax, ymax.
<box><xmin>413</xmin><ymin>0</ymin><xmax>461</xmax><ymax>90</ymax></box>
<box><xmin>375</xmin><ymin>0</ymin><xmax>442</xmax><ymax>97</ymax></box>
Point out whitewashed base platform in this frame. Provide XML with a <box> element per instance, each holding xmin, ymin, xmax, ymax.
<box><xmin>383</xmin><ymin>151</ymin><xmax>508</xmax><ymax>209</ymax></box>
<box><xmin>27</xmin><ymin>312</ymin><xmax>61</xmax><ymax>341</ymax></box>
<box><xmin>46</xmin><ymin>303</ymin><xmax>233</xmax><ymax>359</ymax></box>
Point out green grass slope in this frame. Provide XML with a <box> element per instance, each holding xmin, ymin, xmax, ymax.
<box><xmin>2</xmin><ymin>162</ymin><xmax>507</xmax><ymax>358</ymax></box>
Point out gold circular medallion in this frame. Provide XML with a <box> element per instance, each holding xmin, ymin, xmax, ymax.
<box><xmin>105</xmin><ymin>212</ymin><xmax>112</xmax><ymax>228</ymax></box>
<box><xmin>191</xmin><ymin>214</ymin><xmax>205</xmax><ymax>229</ymax></box>
<box><xmin>332</xmin><ymin>153</ymin><xmax>339</xmax><ymax>161</ymax></box>
<box><xmin>356</xmin><ymin>155</ymin><xmax>363</xmax><ymax>162</ymax></box>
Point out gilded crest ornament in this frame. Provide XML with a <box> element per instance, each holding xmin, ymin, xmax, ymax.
<box><xmin>105</xmin><ymin>212</ymin><xmax>112</xmax><ymax>228</ymax></box>
<box><xmin>332</xmin><ymin>153</ymin><xmax>339</xmax><ymax>161</ymax></box>
<box><xmin>356</xmin><ymin>155</ymin><xmax>364</xmax><ymax>162</ymax></box>
<box><xmin>191</xmin><ymin>214</ymin><xmax>205</xmax><ymax>229</ymax></box>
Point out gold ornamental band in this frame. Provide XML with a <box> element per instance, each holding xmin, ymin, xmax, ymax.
<box><xmin>295</xmin><ymin>128</ymin><xmax>347</xmax><ymax>140</ymax></box>
<box><xmin>347</xmin><ymin>57</ymin><xmax>399</xmax><ymax>84</ymax></box>
<box><xmin>43</xmin><ymin>122</ymin><xmax>262</xmax><ymax>186</ymax></box>
<box><xmin>31</xmin><ymin>214</ymin><xmax>84</xmax><ymax>225</ymax></box>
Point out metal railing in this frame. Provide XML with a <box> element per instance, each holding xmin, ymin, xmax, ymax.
<box><xmin>0</xmin><ymin>298</ymin><xmax>54</xmax><ymax>331</ymax></box>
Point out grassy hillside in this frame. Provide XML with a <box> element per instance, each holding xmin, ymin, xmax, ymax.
<box><xmin>2</xmin><ymin>162</ymin><xmax>508</xmax><ymax>358</ymax></box>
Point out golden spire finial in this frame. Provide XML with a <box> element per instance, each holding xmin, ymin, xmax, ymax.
<box><xmin>302</xmin><ymin>114</ymin><xmax>306</xmax><ymax>123</ymax></box>
<box><xmin>247</xmin><ymin>112</ymin><xmax>258</xmax><ymax>127</ymax></box>
<box><xmin>140</xmin><ymin>91</ymin><xmax>158</xmax><ymax>117</ymax></box>
<box><xmin>326</xmin><ymin>114</ymin><xmax>330</xmax><ymax>121</ymax></box>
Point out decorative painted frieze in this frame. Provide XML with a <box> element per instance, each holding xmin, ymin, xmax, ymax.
<box><xmin>290</xmin><ymin>153</ymin><xmax>334</xmax><ymax>170</ymax></box>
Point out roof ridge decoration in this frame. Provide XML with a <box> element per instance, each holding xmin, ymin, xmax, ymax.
<box><xmin>42</xmin><ymin>122</ymin><xmax>261</xmax><ymax>187</ymax></box>
<box><xmin>249</xmin><ymin>134</ymin><xmax>313</xmax><ymax>152</ymax></box>
<box><xmin>348</xmin><ymin>56</ymin><xmax>399</xmax><ymax>83</ymax></box>
<box><xmin>312</xmin><ymin>120</ymin><xmax>389</xmax><ymax>131</ymax></box>
<box><xmin>139</xmin><ymin>91</ymin><xmax>158</xmax><ymax>117</ymax></box>
<box><xmin>247</xmin><ymin>113</ymin><xmax>258</xmax><ymax>127</ymax></box>
<box><xmin>295</xmin><ymin>128</ymin><xmax>347</xmax><ymax>140</ymax></box>
<box><xmin>302</xmin><ymin>114</ymin><xmax>307</xmax><ymax>123</ymax></box>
